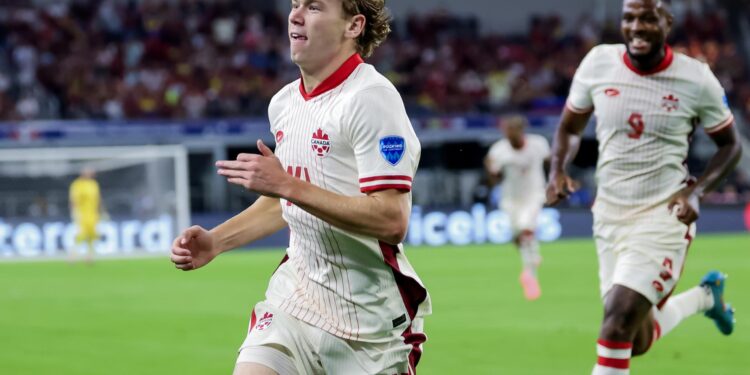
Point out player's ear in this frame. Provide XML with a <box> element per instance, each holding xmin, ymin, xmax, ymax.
<box><xmin>345</xmin><ymin>14</ymin><xmax>366</xmax><ymax>40</ymax></box>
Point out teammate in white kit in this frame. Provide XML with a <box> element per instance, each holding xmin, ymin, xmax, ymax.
<box><xmin>547</xmin><ymin>1</ymin><xmax>741</xmax><ymax>374</ymax></box>
<box><xmin>485</xmin><ymin>115</ymin><xmax>550</xmax><ymax>300</ymax></box>
<box><xmin>170</xmin><ymin>1</ymin><xmax>430</xmax><ymax>374</ymax></box>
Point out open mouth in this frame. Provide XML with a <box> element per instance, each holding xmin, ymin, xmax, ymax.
<box><xmin>629</xmin><ymin>36</ymin><xmax>651</xmax><ymax>51</ymax></box>
<box><xmin>290</xmin><ymin>32</ymin><xmax>308</xmax><ymax>41</ymax></box>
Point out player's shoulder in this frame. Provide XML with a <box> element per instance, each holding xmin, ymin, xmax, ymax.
<box><xmin>576</xmin><ymin>44</ymin><xmax>624</xmax><ymax>73</ymax></box>
<box><xmin>268</xmin><ymin>80</ymin><xmax>298</xmax><ymax>119</ymax></box>
<box><xmin>343</xmin><ymin>63</ymin><xmax>401</xmax><ymax>101</ymax></box>
<box><xmin>671</xmin><ymin>49</ymin><xmax>714</xmax><ymax>79</ymax></box>
<box><xmin>527</xmin><ymin>133</ymin><xmax>550</xmax><ymax>146</ymax></box>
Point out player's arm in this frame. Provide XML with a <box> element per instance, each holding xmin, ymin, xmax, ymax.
<box><xmin>217</xmin><ymin>140</ymin><xmax>409</xmax><ymax>245</ymax></box>
<box><xmin>546</xmin><ymin>107</ymin><xmax>590</xmax><ymax>205</ymax></box>
<box><xmin>170</xmin><ymin>195</ymin><xmax>287</xmax><ymax>271</ymax></box>
<box><xmin>484</xmin><ymin>156</ymin><xmax>503</xmax><ymax>186</ymax></box>
<box><xmin>667</xmin><ymin>125</ymin><xmax>742</xmax><ymax>224</ymax></box>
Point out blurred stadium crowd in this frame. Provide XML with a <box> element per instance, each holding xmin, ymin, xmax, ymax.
<box><xmin>1</xmin><ymin>1</ymin><xmax>748</xmax><ymax>122</ymax></box>
<box><xmin>0</xmin><ymin>1</ymin><xmax>748</xmax><ymax>204</ymax></box>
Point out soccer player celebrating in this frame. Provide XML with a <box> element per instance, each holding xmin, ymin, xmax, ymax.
<box><xmin>547</xmin><ymin>1</ymin><xmax>741</xmax><ymax>374</ymax></box>
<box><xmin>485</xmin><ymin>115</ymin><xmax>551</xmax><ymax>300</ymax></box>
<box><xmin>69</xmin><ymin>167</ymin><xmax>102</xmax><ymax>263</ymax></box>
<box><xmin>170</xmin><ymin>1</ymin><xmax>430</xmax><ymax>374</ymax></box>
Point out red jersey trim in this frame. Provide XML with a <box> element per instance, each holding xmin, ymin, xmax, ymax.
<box><xmin>565</xmin><ymin>100</ymin><xmax>594</xmax><ymax>114</ymax></box>
<box><xmin>622</xmin><ymin>45</ymin><xmax>674</xmax><ymax>76</ymax></box>
<box><xmin>361</xmin><ymin>184</ymin><xmax>412</xmax><ymax>193</ymax></box>
<box><xmin>299</xmin><ymin>53</ymin><xmax>364</xmax><ymax>101</ymax></box>
<box><xmin>359</xmin><ymin>175</ymin><xmax>413</xmax><ymax>183</ymax></box>
<box><xmin>705</xmin><ymin>115</ymin><xmax>734</xmax><ymax>135</ymax></box>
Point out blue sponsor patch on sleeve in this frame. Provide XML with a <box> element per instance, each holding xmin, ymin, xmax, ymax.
<box><xmin>379</xmin><ymin>136</ymin><xmax>406</xmax><ymax>166</ymax></box>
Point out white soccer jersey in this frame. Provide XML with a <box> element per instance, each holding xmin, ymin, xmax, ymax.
<box><xmin>265</xmin><ymin>53</ymin><xmax>431</xmax><ymax>346</ymax></box>
<box><xmin>567</xmin><ymin>44</ymin><xmax>733</xmax><ymax>219</ymax></box>
<box><xmin>486</xmin><ymin>134</ymin><xmax>550</xmax><ymax>207</ymax></box>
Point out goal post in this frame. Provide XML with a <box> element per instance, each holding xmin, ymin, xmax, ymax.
<box><xmin>0</xmin><ymin>145</ymin><xmax>190</xmax><ymax>260</ymax></box>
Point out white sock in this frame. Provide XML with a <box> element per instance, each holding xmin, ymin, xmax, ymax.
<box><xmin>652</xmin><ymin>286</ymin><xmax>713</xmax><ymax>340</ymax></box>
<box><xmin>593</xmin><ymin>339</ymin><xmax>631</xmax><ymax>375</ymax></box>
<box><xmin>519</xmin><ymin>238</ymin><xmax>540</xmax><ymax>274</ymax></box>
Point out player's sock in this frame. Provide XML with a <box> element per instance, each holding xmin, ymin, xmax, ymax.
<box><xmin>518</xmin><ymin>234</ymin><xmax>541</xmax><ymax>275</ymax></box>
<box><xmin>593</xmin><ymin>339</ymin><xmax>631</xmax><ymax>375</ymax></box>
<box><xmin>652</xmin><ymin>286</ymin><xmax>713</xmax><ymax>341</ymax></box>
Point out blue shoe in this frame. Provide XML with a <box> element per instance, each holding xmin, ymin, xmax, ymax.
<box><xmin>700</xmin><ymin>271</ymin><xmax>735</xmax><ymax>335</ymax></box>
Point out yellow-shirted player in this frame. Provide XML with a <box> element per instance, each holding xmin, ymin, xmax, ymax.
<box><xmin>69</xmin><ymin>168</ymin><xmax>101</xmax><ymax>262</ymax></box>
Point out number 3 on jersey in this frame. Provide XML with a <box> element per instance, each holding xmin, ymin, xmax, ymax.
<box><xmin>627</xmin><ymin>112</ymin><xmax>645</xmax><ymax>139</ymax></box>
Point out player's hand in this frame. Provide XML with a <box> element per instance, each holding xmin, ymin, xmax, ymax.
<box><xmin>216</xmin><ymin>139</ymin><xmax>292</xmax><ymax>198</ymax></box>
<box><xmin>546</xmin><ymin>172</ymin><xmax>579</xmax><ymax>206</ymax></box>
<box><xmin>667</xmin><ymin>188</ymin><xmax>700</xmax><ymax>225</ymax></box>
<box><xmin>170</xmin><ymin>225</ymin><xmax>217</xmax><ymax>271</ymax></box>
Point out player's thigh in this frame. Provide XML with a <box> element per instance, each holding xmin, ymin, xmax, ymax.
<box><xmin>611</xmin><ymin>216</ymin><xmax>693</xmax><ymax>306</ymax></box>
<box><xmin>237</xmin><ymin>302</ymin><xmax>320</xmax><ymax>375</ymax></box>
<box><xmin>233</xmin><ymin>362</ymin><xmax>280</xmax><ymax>375</ymax></box>
<box><xmin>593</xmin><ymin>219</ymin><xmax>620</xmax><ymax>300</ymax></box>
<box><xmin>506</xmin><ymin>202</ymin><xmax>540</xmax><ymax>235</ymax></box>
<box><xmin>317</xmin><ymin>318</ymin><xmax>424</xmax><ymax>375</ymax></box>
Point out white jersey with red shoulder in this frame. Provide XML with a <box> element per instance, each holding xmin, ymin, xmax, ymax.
<box><xmin>566</xmin><ymin>44</ymin><xmax>733</xmax><ymax>219</ymax></box>
<box><xmin>265</xmin><ymin>53</ymin><xmax>431</xmax><ymax>344</ymax></box>
<box><xmin>486</xmin><ymin>134</ymin><xmax>550</xmax><ymax>207</ymax></box>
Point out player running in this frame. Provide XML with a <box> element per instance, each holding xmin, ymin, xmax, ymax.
<box><xmin>170</xmin><ymin>1</ymin><xmax>430</xmax><ymax>374</ymax></box>
<box><xmin>485</xmin><ymin>115</ymin><xmax>551</xmax><ymax>300</ymax></box>
<box><xmin>547</xmin><ymin>1</ymin><xmax>742</xmax><ymax>374</ymax></box>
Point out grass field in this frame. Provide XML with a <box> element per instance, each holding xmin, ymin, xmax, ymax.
<box><xmin>1</xmin><ymin>234</ymin><xmax>748</xmax><ymax>374</ymax></box>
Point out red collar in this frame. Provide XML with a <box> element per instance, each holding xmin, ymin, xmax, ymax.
<box><xmin>622</xmin><ymin>45</ymin><xmax>673</xmax><ymax>76</ymax></box>
<box><xmin>299</xmin><ymin>53</ymin><xmax>363</xmax><ymax>101</ymax></box>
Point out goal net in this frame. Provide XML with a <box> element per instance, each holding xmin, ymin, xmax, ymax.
<box><xmin>0</xmin><ymin>145</ymin><xmax>189</xmax><ymax>260</ymax></box>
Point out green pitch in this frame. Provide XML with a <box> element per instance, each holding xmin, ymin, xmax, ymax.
<box><xmin>1</xmin><ymin>234</ymin><xmax>748</xmax><ymax>374</ymax></box>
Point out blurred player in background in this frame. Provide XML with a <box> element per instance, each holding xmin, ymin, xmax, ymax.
<box><xmin>547</xmin><ymin>0</ymin><xmax>742</xmax><ymax>374</ymax></box>
<box><xmin>485</xmin><ymin>115</ymin><xmax>551</xmax><ymax>300</ymax></box>
<box><xmin>170</xmin><ymin>1</ymin><xmax>430</xmax><ymax>374</ymax></box>
<box><xmin>69</xmin><ymin>167</ymin><xmax>101</xmax><ymax>263</ymax></box>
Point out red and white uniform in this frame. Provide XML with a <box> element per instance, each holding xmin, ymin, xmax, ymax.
<box><xmin>486</xmin><ymin>134</ymin><xmax>550</xmax><ymax>233</ymax></box>
<box><xmin>238</xmin><ymin>54</ymin><xmax>430</xmax><ymax>375</ymax></box>
<box><xmin>567</xmin><ymin>44</ymin><xmax>733</xmax><ymax>305</ymax></box>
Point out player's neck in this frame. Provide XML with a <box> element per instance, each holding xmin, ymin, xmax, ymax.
<box><xmin>299</xmin><ymin>49</ymin><xmax>359</xmax><ymax>93</ymax></box>
<box><xmin>510</xmin><ymin>137</ymin><xmax>525</xmax><ymax>150</ymax></box>
<box><xmin>627</xmin><ymin>46</ymin><xmax>667</xmax><ymax>72</ymax></box>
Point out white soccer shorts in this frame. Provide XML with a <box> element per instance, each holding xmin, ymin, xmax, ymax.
<box><xmin>503</xmin><ymin>200</ymin><xmax>542</xmax><ymax>235</ymax></box>
<box><xmin>594</xmin><ymin>205</ymin><xmax>696</xmax><ymax>307</ymax></box>
<box><xmin>237</xmin><ymin>301</ymin><xmax>418</xmax><ymax>375</ymax></box>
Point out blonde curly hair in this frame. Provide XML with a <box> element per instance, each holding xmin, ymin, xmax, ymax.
<box><xmin>341</xmin><ymin>0</ymin><xmax>391</xmax><ymax>58</ymax></box>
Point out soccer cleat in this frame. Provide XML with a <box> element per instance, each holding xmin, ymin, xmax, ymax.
<box><xmin>700</xmin><ymin>271</ymin><xmax>735</xmax><ymax>335</ymax></box>
<box><xmin>520</xmin><ymin>269</ymin><xmax>541</xmax><ymax>301</ymax></box>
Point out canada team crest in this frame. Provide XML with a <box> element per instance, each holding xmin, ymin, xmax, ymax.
<box><xmin>380</xmin><ymin>136</ymin><xmax>406</xmax><ymax>166</ymax></box>
<box><xmin>662</xmin><ymin>94</ymin><xmax>679</xmax><ymax>112</ymax></box>
<box><xmin>311</xmin><ymin>128</ymin><xmax>331</xmax><ymax>157</ymax></box>
<box><xmin>255</xmin><ymin>312</ymin><xmax>274</xmax><ymax>331</ymax></box>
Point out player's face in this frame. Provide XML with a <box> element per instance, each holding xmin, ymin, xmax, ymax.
<box><xmin>621</xmin><ymin>0</ymin><xmax>672</xmax><ymax>59</ymax></box>
<box><xmin>503</xmin><ymin>124</ymin><xmax>525</xmax><ymax>146</ymax></box>
<box><xmin>288</xmin><ymin>0</ymin><xmax>354</xmax><ymax>69</ymax></box>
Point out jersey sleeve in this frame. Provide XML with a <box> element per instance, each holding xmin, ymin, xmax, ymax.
<box><xmin>697</xmin><ymin>64</ymin><xmax>734</xmax><ymax>134</ymax></box>
<box><xmin>485</xmin><ymin>142</ymin><xmax>505</xmax><ymax>174</ymax></box>
<box><xmin>535</xmin><ymin>136</ymin><xmax>551</xmax><ymax>159</ymax></box>
<box><xmin>345</xmin><ymin>86</ymin><xmax>420</xmax><ymax>193</ymax></box>
<box><xmin>566</xmin><ymin>47</ymin><xmax>599</xmax><ymax>114</ymax></box>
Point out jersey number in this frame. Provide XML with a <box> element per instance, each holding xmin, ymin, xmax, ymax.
<box><xmin>627</xmin><ymin>113</ymin><xmax>645</xmax><ymax>139</ymax></box>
